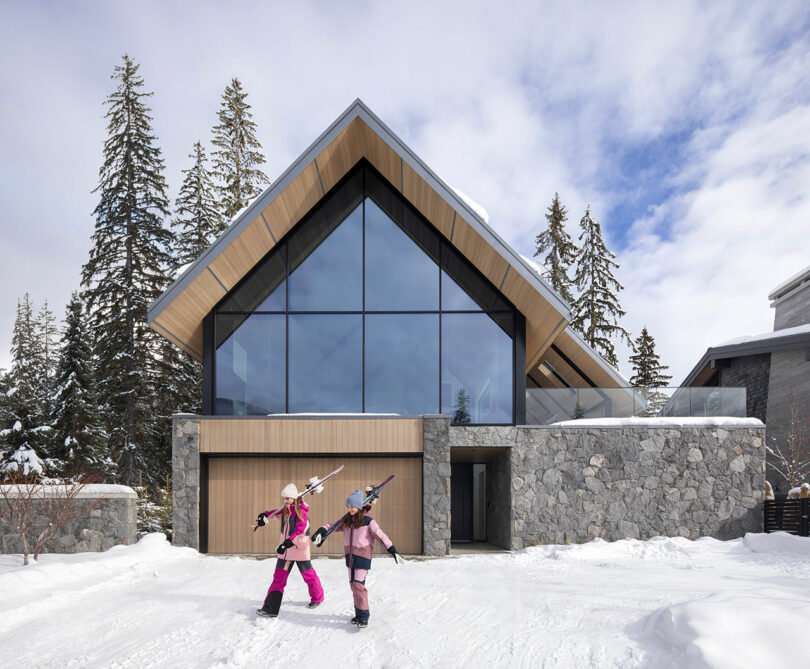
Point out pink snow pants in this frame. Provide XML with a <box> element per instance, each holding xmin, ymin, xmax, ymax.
<box><xmin>349</xmin><ymin>568</ymin><xmax>370</xmax><ymax>621</ymax></box>
<box><xmin>267</xmin><ymin>559</ymin><xmax>324</xmax><ymax>603</ymax></box>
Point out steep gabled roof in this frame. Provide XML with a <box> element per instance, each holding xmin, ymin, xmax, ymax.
<box><xmin>147</xmin><ymin>99</ymin><xmax>623</xmax><ymax>387</ymax></box>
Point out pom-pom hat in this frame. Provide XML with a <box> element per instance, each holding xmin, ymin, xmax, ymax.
<box><xmin>346</xmin><ymin>490</ymin><xmax>364</xmax><ymax>508</ymax></box>
<box><xmin>281</xmin><ymin>483</ymin><xmax>298</xmax><ymax>498</ymax></box>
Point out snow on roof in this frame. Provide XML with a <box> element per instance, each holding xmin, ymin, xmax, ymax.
<box><xmin>450</xmin><ymin>186</ymin><xmax>489</xmax><ymax>223</ymax></box>
<box><xmin>520</xmin><ymin>254</ymin><xmax>546</xmax><ymax>279</ymax></box>
<box><xmin>716</xmin><ymin>322</ymin><xmax>810</xmax><ymax>347</ymax></box>
<box><xmin>768</xmin><ymin>263</ymin><xmax>810</xmax><ymax>300</ymax></box>
<box><xmin>550</xmin><ymin>416</ymin><xmax>764</xmax><ymax>428</ymax></box>
<box><xmin>173</xmin><ymin>262</ymin><xmax>193</xmax><ymax>280</ymax></box>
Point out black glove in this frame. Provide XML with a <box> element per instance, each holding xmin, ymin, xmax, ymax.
<box><xmin>256</xmin><ymin>513</ymin><xmax>268</xmax><ymax>527</ymax></box>
<box><xmin>311</xmin><ymin>527</ymin><xmax>326</xmax><ymax>546</ymax></box>
<box><xmin>387</xmin><ymin>545</ymin><xmax>401</xmax><ymax>563</ymax></box>
<box><xmin>276</xmin><ymin>538</ymin><xmax>294</xmax><ymax>554</ymax></box>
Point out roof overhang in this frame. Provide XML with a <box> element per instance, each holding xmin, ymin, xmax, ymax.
<box><xmin>148</xmin><ymin>99</ymin><xmax>623</xmax><ymax>388</ymax></box>
<box><xmin>682</xmin><ymin>329</ymin><xmax>810</xmax><ymax>387</ymax></box>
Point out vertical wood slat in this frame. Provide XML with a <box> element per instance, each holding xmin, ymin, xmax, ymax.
<box><xmin>207</xmin><ymin>456</ymin><xmax>422</xmax><ymax>554</ymax></box>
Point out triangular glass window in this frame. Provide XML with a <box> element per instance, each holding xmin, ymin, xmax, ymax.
<box><xmin>441</xmin><ymin>245</ymin><xmax>510</xmax><ymax>311</ymax></box>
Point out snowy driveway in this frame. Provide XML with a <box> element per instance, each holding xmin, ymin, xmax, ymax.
<box><xmin>1</xmin><ymin>533</ymin><xmax>809</xmax><ymax>668</ymax></box>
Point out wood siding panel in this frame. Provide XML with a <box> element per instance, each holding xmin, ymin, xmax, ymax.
<box><xmin>200</xmin><ymin>418</ymin><xmax>424</xmax><ymax>454</ymax></box>
<box><xmin>550</xmin><ymin>330</ymin><xmax>619</xmax><ymax>387</ymax></box>
<box><xmin>451</xmin><ymin>218</ymin><xmax>510</xmax><ymax>289</ymax></box>
<box><xmin>261</xmin><ymin>162</ymin><xmax>323</xmax><ymax>242</ymax></box>
<box><xmin>316</xmin><ymin>119</ymin><xmax>364</xmax><ymax>193</ymax></box>
<box><xmin>402</xmin><ymin>162</ymin><xmax>454</xmax><ymax>239</ymax></box>
<box><xmin>356</xmin><ymin>120</ymin><xmax>401</xmax><ymax>190</ymax></box>
<box><xmin>209</xmin><ymin>217</ymin><xmax>275</xmax><ymax>289</ymax></box>
<box><xmin>207</xmin><ymin>456</ymin><xmax>422</xmax><ymax>555</ymax></box>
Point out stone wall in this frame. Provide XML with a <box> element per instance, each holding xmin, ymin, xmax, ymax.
<box><xmin>172</xmin><ymin>414</ymin><xmax>201</xmax><ymax>550</ymax></box>
<box><xmin>446</xmin><ymin>421</ymin><xmax>765</xmax><ymax>549</ymax></box>
<box><xmin>422</xmin><ymin>416</ymin><xmax>451</xmax><ymax>556</ymax></box>
<box><xmin>0</xmin><ymin>485</ymin><xmax>136</xmax><ymax>554</ymax></box>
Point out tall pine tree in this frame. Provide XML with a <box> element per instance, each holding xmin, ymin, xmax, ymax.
<box><xmin>211</xmin><ymin>78</ymin><xmax>269</xmax><ymax>220</ymax></box>
<box><xmin>534</xmin><ymin>193</ymin><xmax>577</xmax><ymax>304</ymax></box>
<box><xmin>570</xmin><ymin>206</ymin><xmax>630</xmax><ymax>367</ymax></box>
<box><xmin>51</xmin><ymin>293</ymin><xmax>110</xmax><ymax>478</ymax></box>
<box><xmin>81</xmin><ymin>55</ymin><xmax>173</xmax><ymax>486</ymax></box>
<box><xmin>629</xmin><ymin>327</ymin><xmax>673</xmax><ymax>416</ymax></box>
<box><xmin>173</xmin><ymin>141</ymin><xmax>224</xmax><ymax>266</ymax></box>
<box><xmin>35</xmin><ymin>299</ymin><xmax>59</xmax><ymax>457</ymax></box>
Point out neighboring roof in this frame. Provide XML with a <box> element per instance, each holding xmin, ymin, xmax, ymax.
<box><xmin>147</xmin><ymin>99</ymin><xmax>624</xmax><ymax>388</ymax></box>
<box><xmin>682</xmin><ymin>324</ymin><xmax>810</xmax><ymax>387</ymax></box>
<box><xmin>769</xmin><ymin>264</ymin><xmax>810</xmax><ymax>302</ymax></box>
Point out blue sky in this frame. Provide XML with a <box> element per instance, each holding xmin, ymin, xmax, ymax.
<box><xmin>1</xmin><ymin>1</ymin><xmax>809</xmax><ymax>383</ymax></box>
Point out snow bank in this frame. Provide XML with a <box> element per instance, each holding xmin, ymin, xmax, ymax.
<box><xmin>451</xmin><ymin>186</ymin><xmax>489</xmax><ymax>223</ymax></box>
<box><xmin>551</xmin><ymin>416</ymin><xmax>764</xmax><ymax>427</ymax></box>
<box><xmin>650</xmin><ymin>590</ymin><xmax>810</xmax><ymax>669</ymax></box>
<box><xmin>0</xmin><ymin>483</ymin><xmax>136</xmax><ymax>498</ymax></box>
<box><xmin>742</xmin><ymin>531</ymin><xmax>810</xmax><ymax>555</ymax></box>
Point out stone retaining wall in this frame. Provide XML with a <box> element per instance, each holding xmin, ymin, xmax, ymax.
<box><xmin>448</xmin><ymin>421</ymin><xmax>765</xmax><ymax>549</ymax></box>
<box><xmin>172</xmin><ymin>414</ymin><xmax>201</xmax><ymax>550</ymax></box>
<box><xmin>0</xmin><ymin>485</ymin><xmax>137</xmax><ymax>554</ymax></box>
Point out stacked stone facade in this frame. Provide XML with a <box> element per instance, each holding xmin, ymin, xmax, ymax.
<box><xmin>0</xmin><ymin>485</ymin><xmax>136</xmax><ymax>554</ymax></box>
<box><xmin>172</xmin><ymin>414</ymin><xmax>201</xmax><ymax>550</ymax></box>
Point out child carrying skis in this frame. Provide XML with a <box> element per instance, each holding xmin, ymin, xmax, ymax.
<box><xmin>252</xmin><ymin>483</ymin><xmax>324</xmax><ymax>617</ymax></box>
<box><xmin>311</xmin><ymin>489</ymin><xmax>401</xmax><ymax>628</ymax></box>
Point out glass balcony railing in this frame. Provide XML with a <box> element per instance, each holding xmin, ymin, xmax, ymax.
<box><xmin>524</xmin><ymin>386</ymin><xmax>747</xmax><ymax>425</ymax></box>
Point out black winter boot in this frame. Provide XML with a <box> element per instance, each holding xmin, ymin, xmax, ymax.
<box><xmin>307</xmin><ymin>601</ymin><xmax>322</xmax><ymax>609</ymax></box>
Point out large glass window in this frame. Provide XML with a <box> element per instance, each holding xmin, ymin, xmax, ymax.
<box><xmin>441</xmin><ymin>313</ymin><xmax>513</xmax><ymax>423</ymax></box>
<box><xmin>215</xmin><ymin>314</ymin><xmax>285</xmax><ymax>415</ymax></box>
<box><xmin>365</xmin><ymin>314</ymin><xmax>439</xmax><ymax>414</ymax></box>
<box><xmin>289</xmin><ymin>314</ymin><xmax>362</xmax><ymax>412</ymax></box>
<box><xmin>212</xmin><ymin>162</ymin><xmax>516</xmax><ymax>423</ymax></box>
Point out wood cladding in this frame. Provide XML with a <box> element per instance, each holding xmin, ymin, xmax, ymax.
<box><xmin>200</xmin><ymin>418</ymin><xmax>424</xmax><ymax>454</ymax></box>
<box><xmin>261</xmin><ymin>162</ymin><xmax>323</xmax><ymax>242</ymax></box>
<box><xmin>207</xmin><ymin>456</ymin><xmax>422</xmax><ymax>555</ymax></box>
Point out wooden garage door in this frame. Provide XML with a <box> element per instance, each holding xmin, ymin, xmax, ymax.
<box><xmin>207</xmin><ymin>456</ymin><xmax>422</xmax><ymax>555</ymax></box>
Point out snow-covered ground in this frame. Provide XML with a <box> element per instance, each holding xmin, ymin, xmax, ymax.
<box><xmin>1</xmin><ymin>532</ymin><xmax>809</xmax><ymax>668</ymax></box>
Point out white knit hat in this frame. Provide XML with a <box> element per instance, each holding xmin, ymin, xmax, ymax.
<box><xmin>280</xmin><ymin>483</ymin><xmax>298</xmax><ymax>498</ymax></box>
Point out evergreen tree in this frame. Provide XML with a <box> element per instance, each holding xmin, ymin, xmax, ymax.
<box><xmin>452</xmin><ymin>388</ymin><xmax>471</xmax><ymax>424</ymax></box>
<box><xmin>35</xmin><ymin>300</ymin><xmax>59</xmax><ymax>455</ymax></box>
<box><xmin>0</xmin><ymin>294</ymin><xmax>48</xmax><ymax>475</ymax></box>
<box><xmin>629</xmin><ymin>327</ymin><xmax>673</xmax><ymax>416</ymax></box>
<box><xmin>570</xmin><ymin>206</ymin><xmax>630</xmax><ymax>367</ymax></box>
<box><xmin>51</xmin><ymin>293</ymin><xmax>110</xmax><ymax>478</ymax></box>
<box><xmin>534</xmin><ymin>193</ymin><xmax>577</xmax><ymax>304</ymax></box>
<box><xmin>211</xmin><ymin>78</ymin><xmax>269</xmax><ymax>220</ymax></box>
<box><xmin>629</xmin><ymin>327</ymin><xmax>672</xmax><ymax>387</ymax></box>
<box><xmin>81</xmin><ymin>55</ymin><xmax>173</xmax><ymax>486</ymax></box>
<box><xmin>173</xmin><ymin>141</ymin><xmax>224</xmax><ymax>265</ymax></box>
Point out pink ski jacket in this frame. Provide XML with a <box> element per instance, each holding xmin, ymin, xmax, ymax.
<box><xmin>267</xmin><ymin>501</ymin><xmax>311</xmax><ymax>561</ymax></box>
<box><xmin>323</xmin><ymin>514</ymin><xmax>392</xmax><ymax>571</ymax></box>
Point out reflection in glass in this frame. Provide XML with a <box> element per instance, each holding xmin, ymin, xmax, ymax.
<box><xmin>215</xmin><ymin>314</ymin><xmax>285</xmax><ymax>415</ymax></box>
<box><xmin>288</xmin><ymin>204</ymin><xmax>363</xmax><ymax>311</ymax></box>
<box><xmin>441</xmin><ymin>246</ymin><xmax>509</xmax><ymax>311</ymax></box>
<box><xmin>365</xmin><ymin>199</ymin><xmax>439</xmax><ymax>310</ymax></box>
<box><xmin>442</xmin><ymin>313</ymin><xmax>513</xmax><ymax>423</ymax></box>
<box><xmin>289</xmin><ymin>314</ymin><xmax>362</xmax><ymax>412</ymax></box>
<box><xmin>365</xmin><ymin>314</ymin><xmax>439</xmax><ymax>414</ymax></box>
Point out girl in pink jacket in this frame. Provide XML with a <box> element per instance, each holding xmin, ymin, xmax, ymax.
<box><xmin>253</xmin><ymin>483</ymin><xmax>325</xmax><ymax>617</ymax></box>
<box><xmin>311</xmin><ymin>489</ymin><xmax>401</xmax><ymax>628</ymax></box>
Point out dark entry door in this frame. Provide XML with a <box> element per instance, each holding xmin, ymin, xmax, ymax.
<box><xmin>451</xmin><ymin>463</ymin><xmax>473</xmax><ymax>541</ymax></box>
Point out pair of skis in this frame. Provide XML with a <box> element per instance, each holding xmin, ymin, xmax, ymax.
<box><xmin>312</xmin><ymin>475</ymin><xmax>395</xmax><ymax>546</ymax></box>
<box><xmin>253</xmin><ymin>465</ymin><xmax>345</xmax><ymax>532</ymax></box>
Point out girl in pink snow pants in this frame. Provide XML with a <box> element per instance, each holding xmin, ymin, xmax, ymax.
<box><xmin>311</xmin><ymin>489</ymin><xmax>401</xmax><ymax>628</ymax></box>
<box><xmin>253</xmin><ymin>483</ymin><xmax>324</xmax><ymax>617</ymax></box>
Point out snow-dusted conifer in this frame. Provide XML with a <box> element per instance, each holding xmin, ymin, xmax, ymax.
<box><xmin>173</xmin><ymin>141</ymin><xmax>225</xmax><ymax>265</ymax></box>
<box><xmin>0</xmin><ymin>294</ymin><xmax>48</xmax><ymax>474</ymax></box>
<box><xmin>36</xmin><ymin>300</ymin><xmax>59</xmax><ymax>445</ymax></box>
<box><xmin>211</xmin><ymin>78</ymin><xmax>269</xmax><ymax>220</ymax></box>
<box><xmin>534</xmin><ymin>193</ymin><xmax>577</xmax><ymax>304</ymax></box>
<box><xmin>629</xmin><ymin>327</ymin><xmax>672</xmax><ymax>416</ymax></box>
<box><xmin>81</xmin><ymin>55</ymin><xmax>173</xmax><ymax>486</ymax></box>
<box><xmin>570</xmin><ymin>206</ymin><xmax>631</xmax><ymax>367</ymax></box>
<box><xmin>52</xmin><ymin>293</ymin><xmax>110</xmax><ymax>477</ymax></box>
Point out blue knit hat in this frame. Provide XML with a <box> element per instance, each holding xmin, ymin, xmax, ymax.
<box><xmin>346</xmin><ymin>489</ymin><xmax>364</xmax><ymax>508</ymax></box>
